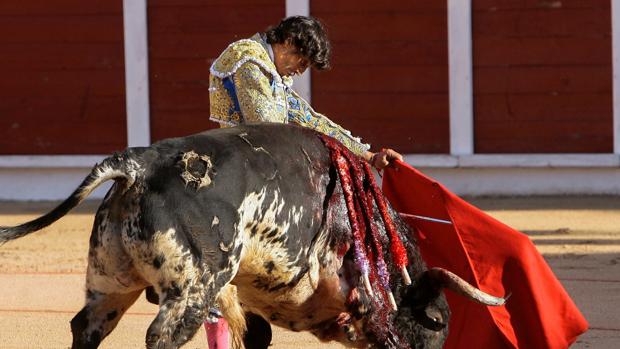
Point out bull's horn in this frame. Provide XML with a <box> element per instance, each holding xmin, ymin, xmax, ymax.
<box><xmin>427</xmin><ymin>267</ymin><xmax>507</xmax><ymax>306</ymax></box>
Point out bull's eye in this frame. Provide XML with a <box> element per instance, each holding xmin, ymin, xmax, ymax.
<box><xmin>412</xmin><ymin>308</ymin><xmax>447</xmax><ymax>332</ymax></box>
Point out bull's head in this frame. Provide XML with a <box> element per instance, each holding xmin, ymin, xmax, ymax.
<box><xmin>389</xmin><ymin>267</ymin><xmax>507</xmax><ymax>349</ymax></box>
<box><xmin>345</xmin><ymin>212</ymin><xmax>507</xmax><ymax>349</ymax></box>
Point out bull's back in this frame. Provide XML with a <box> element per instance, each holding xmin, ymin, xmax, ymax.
<box><xmin>133</xmin><ymin>123</ymin><xmax>333</xmax><ymax>280</ymax></box>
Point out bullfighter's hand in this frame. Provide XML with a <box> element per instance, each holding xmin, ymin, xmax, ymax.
<box><xmin>370</xmin><ymin>148</ymin><xmax>403</xmax><ymax>170</ymax></box>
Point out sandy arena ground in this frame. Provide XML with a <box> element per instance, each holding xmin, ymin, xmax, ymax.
<box><xmin>0</xmin><ymin>196</ymin><xmax>619</xmax><ymax>348</ymax></box>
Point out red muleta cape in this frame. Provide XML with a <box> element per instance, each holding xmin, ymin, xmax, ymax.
<box><xmin>382</xmin><ymin>161</ymin><xmax>588</xmax><ymax>349</ymax></box>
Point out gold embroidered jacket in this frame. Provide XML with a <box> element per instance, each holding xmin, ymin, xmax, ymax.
<box><xmin>209</xmin><ymin>34</ymin><xmax>370</xmax><ymax>156</ymax></box>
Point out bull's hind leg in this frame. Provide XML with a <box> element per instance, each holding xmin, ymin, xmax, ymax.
<box><xmin>70</xmin><ymin>289</ymin><xmax>142</xmax><ymax>349</ymax></box>
<box><xmin>71</xmin><ymin>196</ymin><xmax>147</xmax><ymax>348</ymax></box>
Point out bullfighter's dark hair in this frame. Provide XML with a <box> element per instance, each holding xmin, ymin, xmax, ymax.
<box><xmin>265</xmin><ymin>16</ymin><xmax>331</xmax><ymax>70</ymax></box>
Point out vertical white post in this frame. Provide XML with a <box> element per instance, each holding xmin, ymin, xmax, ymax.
<box><xmin>448</xmin><ymin>0</ymin><xmax>474</xmax><ymax>155</ymax></box>
<box><xmin>123</xmin><ymin>0</ymin><xmax>151</xmax><ymax>147</ymax></box>
<box><xmin>286</xmin><ymin>0</ymin><xmax>312</xmax><ymax>102</ymax></box>
<box><xmin>613</xmin><ymin>0</ymin><xmax>620</xmax><ymax>154</ymax></box>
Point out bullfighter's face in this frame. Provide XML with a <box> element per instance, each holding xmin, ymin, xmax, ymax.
<box><xmin>273</xmin><ymin>41</ymin><xmax>310</xmax><ymax>77</ymax></box>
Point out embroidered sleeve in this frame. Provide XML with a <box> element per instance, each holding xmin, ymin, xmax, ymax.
<box><xmin>287</xmin><ymin>90</ymin><xmax>370</xmax><ymax>157</ymax></box>
<box><xmin>233</xmin><ymin>62</ymin><xmax>286</xmax><ymax>123</ymax></box>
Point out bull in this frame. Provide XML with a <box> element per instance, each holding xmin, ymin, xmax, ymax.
<box><xmin>0</xmin><ymin>123</ymin><xmax>505</xmax><ymax>349</ymax></box>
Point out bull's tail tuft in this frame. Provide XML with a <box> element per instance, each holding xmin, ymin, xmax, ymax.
<box><xmin>0</xmin><ymin>151</ymin><xmax>143</xmax><ymax>245</ymax></box>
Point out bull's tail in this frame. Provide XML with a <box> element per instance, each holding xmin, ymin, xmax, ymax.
<box><xmin>0</xmin><ymin>152</ymin><xmax>142</xmax><ymax>244</ymax></box>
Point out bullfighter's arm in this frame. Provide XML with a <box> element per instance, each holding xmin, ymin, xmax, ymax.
<box><xmin>287</xmin><ymin>88</ymin><xmax>371</xmax><ymax>157</ymax></box>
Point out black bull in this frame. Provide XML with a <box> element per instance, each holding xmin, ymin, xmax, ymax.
<box><xmin>0</xmin><ymin>123</ymin><xmax>505</xmax><ymax>349</ymax></box>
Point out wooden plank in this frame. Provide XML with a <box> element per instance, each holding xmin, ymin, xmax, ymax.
<box><xmin>474</xmin><ymin>66</ymin><xmax>611</xmax><ymax>94</ymax></box>
<box><xmin>0</xmin><ymin>16</ymin><xmax>123</xmax><ymax>43</ymax></box>
<box><xmin>473</xmin><ymin>0</ymin><xmax>609</xmax><ymax>11</ymax></box>
<box><xmin>310</xmin><ymin>92</ymin><xmax>449</xmax><ymax>120</ymax></box>
<box><xmin>0</xmin><ymin>96</ymin><xmax>125</xmax><ymax>122</ymax></box>
<box><xmin>311</xmin><ymin>5</ymin><xmax>449</xmax><ymax>153</ymax></box>
<box><xmin>0</xmin><ymin>70</ymin><xmax>125</xmax><ymax>97</ymax></box>
<box><xmin>0</xmin><ymin>43</ymin><xmax>124</xmax><ymax>71</ymax></box>
<box><xmin>148</xmin><ymin>0</ymin><xmax>285</xmax><ymax>140</ymax></box>
<box><xmin>150</xmin><ymin>0</ymin><xmax>281</xmax><ymax>8</ymax></box>
<box><xmin>147</xmin><ymin>4</ymin><xmax>282</xmax><ymax>34</ymax></box>
<box><xmin>338</xmin><ymin>119</ymin><xmax>449</xmax><ymax>153</ymax></box>
<box><xmin>147</xmin><ymin>0</ymin><xmax>284</xmax><ymax>141</ymax></box>
<box><xmin>474</xmin><ymin>37</ymin><xmax>611</xmax><ymax>66</ymax></box>
<box><xmin>473</xmin><ymin>8</ymin><xmax>610</xmax><ymax>37</ymax></box>
<box><xmin>150</xmin><ymin>58</ymin><xmax>212</xmax><ymax>83</ymax></box>
<box><xmin>474</xmin><ymin>93</ymin><xmax>612</xmax><ymax>121</ymax></box>
<box><xmin>311</xmin><ymin>91</ymin><xmax>449</xmax><ymax>153</ymax></box>
<box><xmin>312</xmin><ymin>66</ymin><xmax>448</xmax><ymax>93</ymax></box>
<box><xmin>312</xmin><ymin>0</ymin><xmax>446</xmax><ymax>13</ymax></box>
<box><xmin>315</xmin><ymin>13</ymin><xmax>446</xmax><ymax>41</ymax></box>
<box><xmin>148</xmin><ymin>33</ymin><xmax>233</xmax><ymax>59</ymax></box>
<box><xmin>0</xmin><ymin>1</ymin><xmax>125</xmax><ymax>155</ymax></box>
<box><xmin>327</xmin><ymin>40</ymin><xmax>447</xmax><ymax>66</ymax></box>
<box><xmin>149</xmin><ymin>83</ymin><xmax>209</xmax><ymax>111</ymax></box>
<box><xmin>476</xmin><ymin>120</ymin><xmax>611</xmax><ymax>137</ymax></box>
<box><xmin>0</xmin><ymin>1</ymin><xmax>121</xmax><ymax>15</ymax></box>
<box><xmin>472</xmin><ymin>1</ymin><xmax>612</xmax><ymax>155</ymax></box>
<box><xmin>150</xmin><ymin>111</ymin><xmax>216</xmax><ymax>142</ymax></box>
<box><xmin>474</xmin><ymin>139</ymin><xmax>612</xmax><ymax>154</ymax></box>
<box><xmin>0</xmin><ymin>120</ymin><xmax>126</xmax><ymax>155</ymax></box>
<box><xmin>474</xmin><ymin>120</ymin><xmax>612</xmax><ymax>153</ymax></box>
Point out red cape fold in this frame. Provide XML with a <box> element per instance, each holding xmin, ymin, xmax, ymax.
<box><xmin>382</xmin><ymin>161</ymin><xmax>588</xmax><ymax>349</ymax></box>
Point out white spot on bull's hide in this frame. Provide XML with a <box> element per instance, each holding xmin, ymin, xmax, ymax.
<box><xmin>219</xmin><ymin>241</ymin><xmax>230</xmax><ymax>252</ymax></box>
<box><xmin>288</xmin><ymin>206</ymin><xmax>304</xmax><ymax>226</ymax></box>
<box><xmin>238</xmin><ymin>132</ymin><xmax>270</xmax><ymax>155</ymax></box>
<box><xmin>233</xmin><ymin>188</ymin><xmax>330</xmax><ymax>307</ymax></box>
<box><xmin>125</xmin><ymin>227</ymin><xmax>198</xmax><ymax>289</ymax></box>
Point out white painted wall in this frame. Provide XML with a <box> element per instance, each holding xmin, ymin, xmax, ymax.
<box><xmin>420</xmin><ymin>167</ymin><xmax>620</xmax><ymax>196</ymax></box>
<box><xmin>448</xmin><ymin>0</ymin><xmax>474</xmax><ymax>155</ymax></box>
<box><xmin>0</xmin><ymin>168</ymin><xmax>112</xmax><ymax>201</ymax></box>
<box><xmin>286</xmin><ymin>0</ymin><xmax>312</xmax><ymax>102</ymax></box>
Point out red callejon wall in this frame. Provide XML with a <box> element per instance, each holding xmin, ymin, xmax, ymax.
<box><xmin>148</xmin><ymin>0</ymin><xmax>285</xmax><ymax>142</ymax></box>
<box><xmin>0</xmin><ymin>1</ymin><xmax>126</xmax><ymax>155</ymax></box>
<box><xmin>473</xmin><ymin>0</ymin><xmax>612</xmax><ymax>153</ymax></box>
<box><xmin>311</xmin><ymin>1</ymin><xmax>449</xmax><ymax>153</ymax></box>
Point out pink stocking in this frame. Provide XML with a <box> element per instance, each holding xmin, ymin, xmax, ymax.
<box><xmin>205</xmin><ymin>318</ymin><xmax>229</xmax><ymax>349</ymax></box>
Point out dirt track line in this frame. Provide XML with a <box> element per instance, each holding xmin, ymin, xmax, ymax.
<box><xmin>589</xmin><ymin>327</ymin><xmax>620</xmax><ymax>332</ymax></box>
<box><xmin>0</xmin><ymin>308</ymin><xmax>156</xmax><ymax>316</ymax></box>
<box><xmin>0</xmin><ymin>271</ymin><xmax>85</xmax><ymax>275</ymax></box>
<box><xmin>2</xmin><ymin>273</ymin><xmax>619</xmax><ymax>282</ymax></box>
<box><xmin>559</xmin><ymin>278</ymin><xmax>620</xmax><ymax>283</ymax></box>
